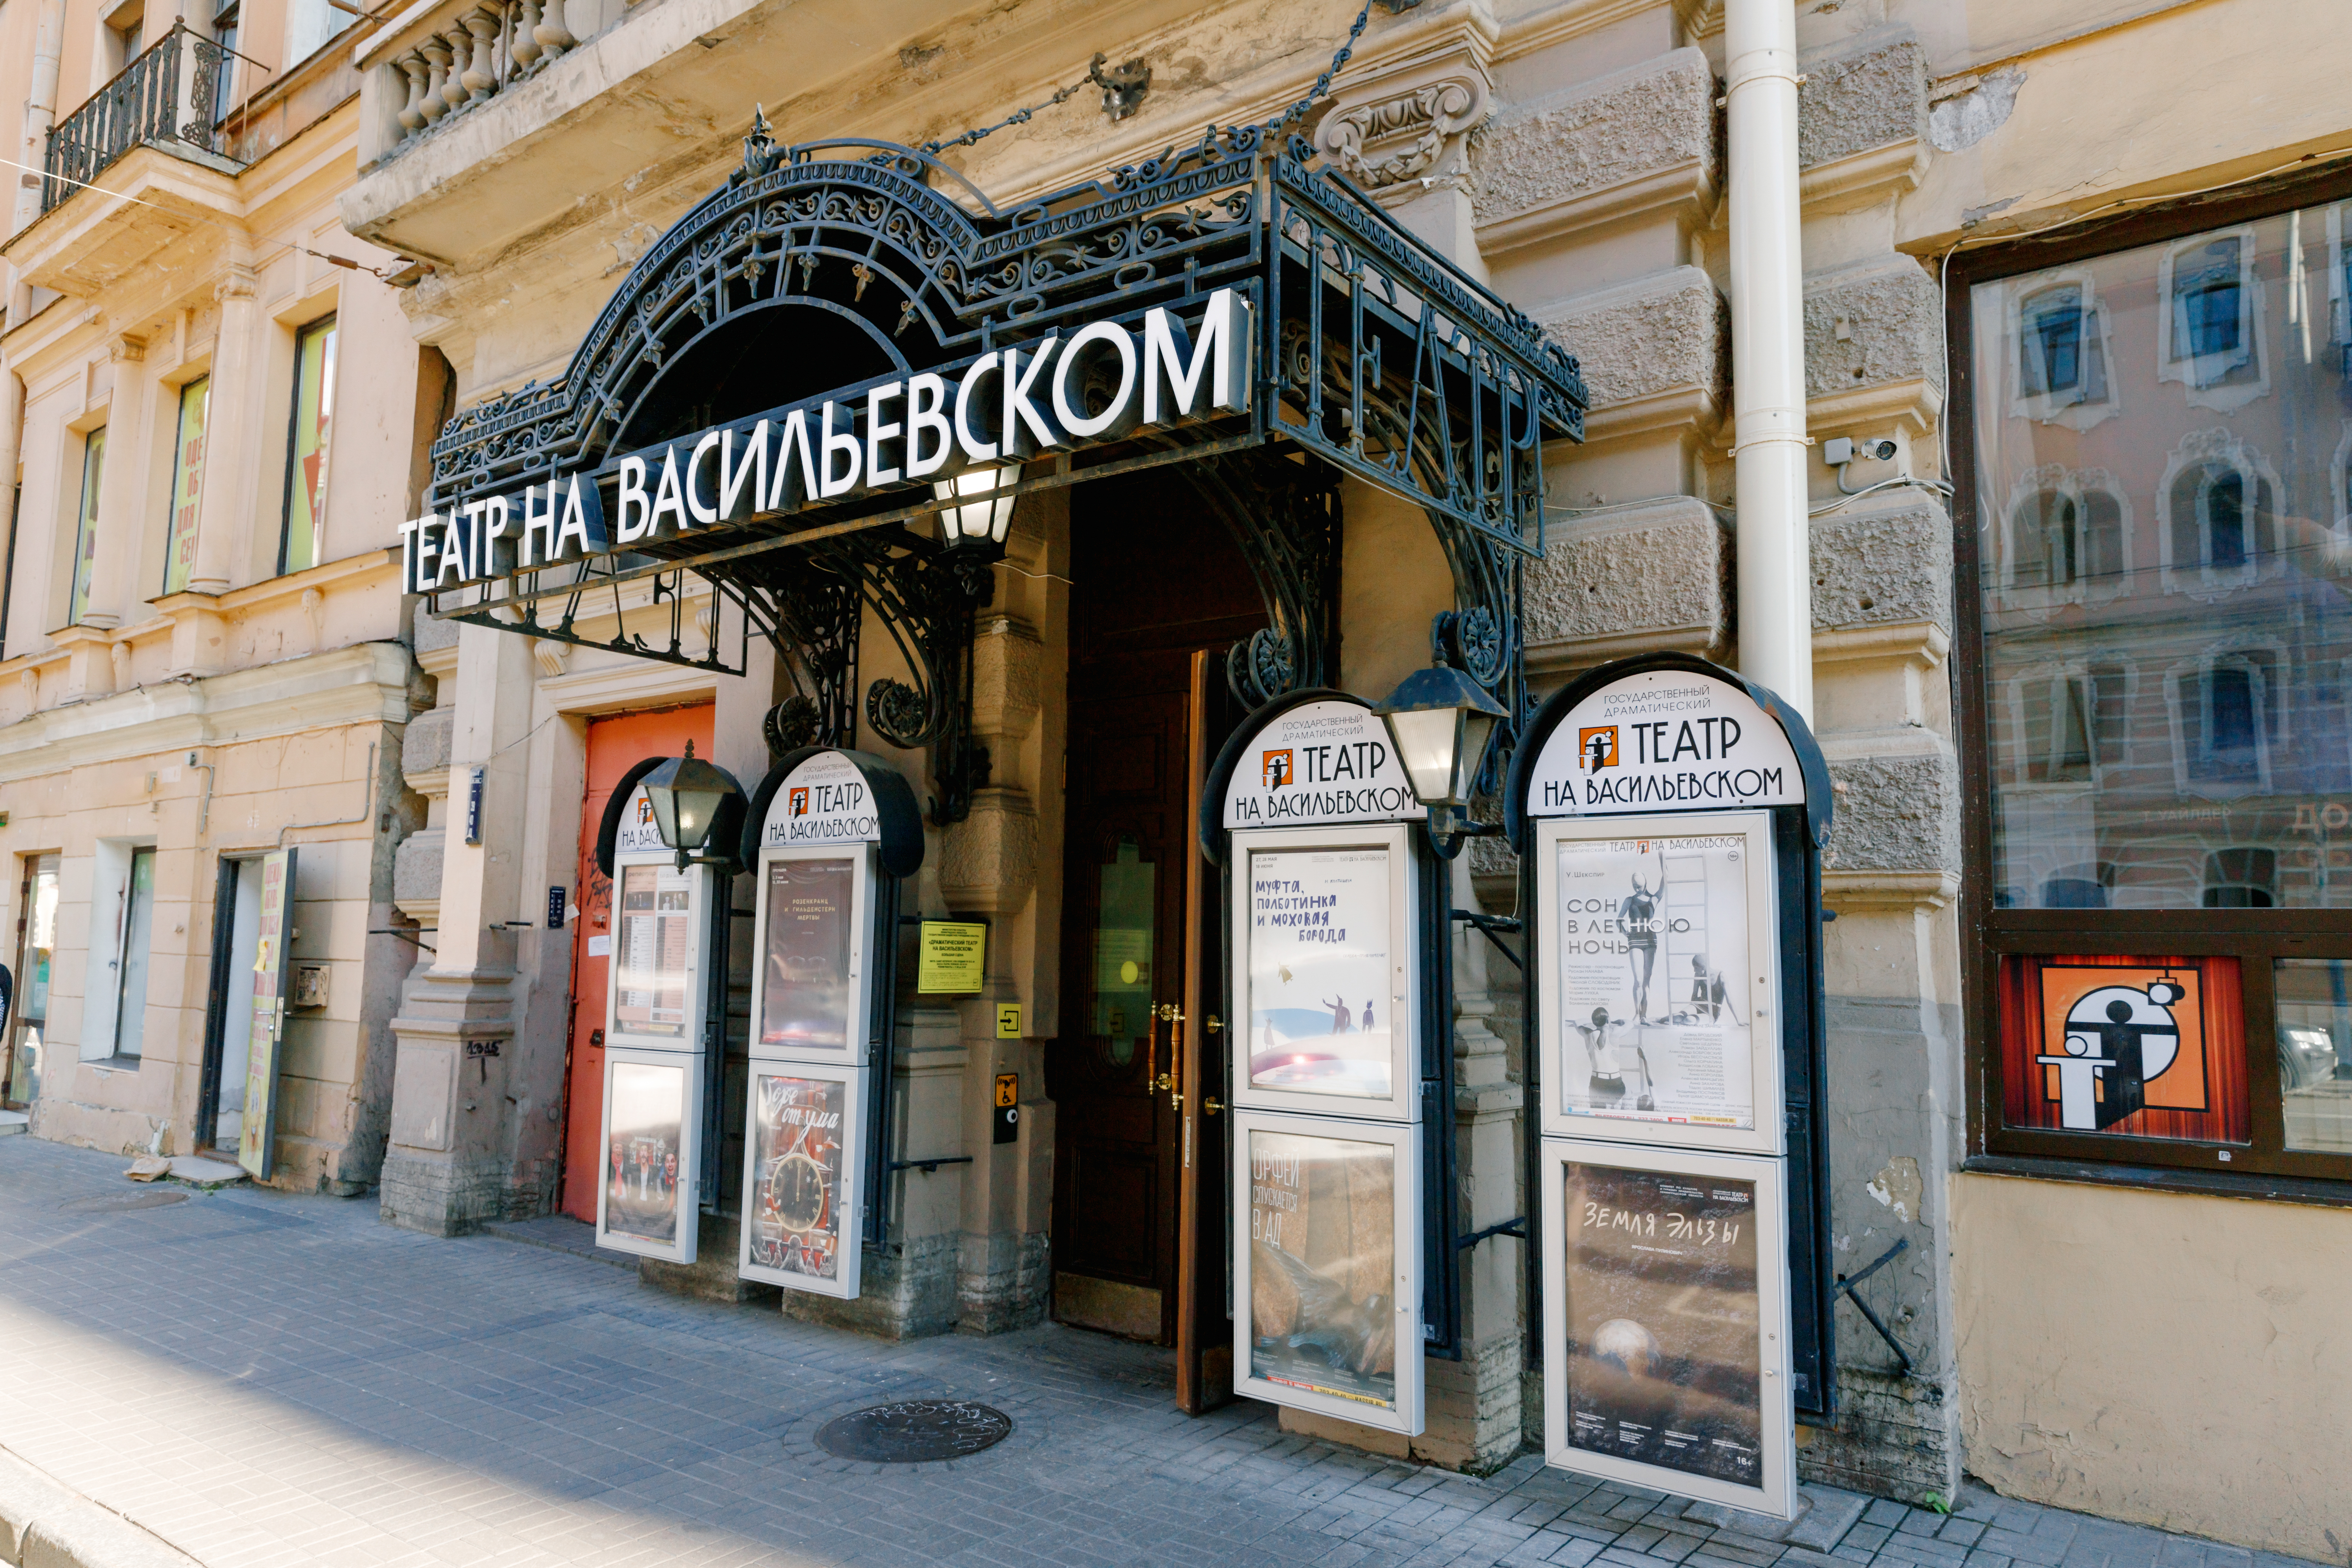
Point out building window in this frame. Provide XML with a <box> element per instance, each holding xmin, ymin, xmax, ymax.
<box><xmin>112</xmin><ymin>847</ymin><xmax>157</xmax><ymax>1060</ymax></box>
<box><xmin>162</xmin><ymin>377</ymin><xmax>208</xmax><ymax>596</ymax></box>
<box><xmin>280</xmin><ymin>316</ymin><xmax>337</xmax><ymax>576</ymax></box>
<box><xmin>210</xmin><ymin>0</ymin><xmax>240</xmax><ymax>124</ymax></box>
<box><xmin>68</xmin><ymin>427</ymin><xmax>104</xmax><ymax>625</ymax></box>
<box><xmin>1998</xmin><ymin>467</ymin><xmax>2128</xmax><ymax>604</ymax></box>
<box><xmin>1958</xmin><ymin>177</ymin><xmax>2352</xmax><ymax>1185</ymax></box>
<box><xmin>2157</xmin><ymin>226</ymin><xmax>2267</xmax><ymax>411</ymax></box>
<box><xmin>2009</xmin><ymin>273</ymin><xmax>2116</xmax><ymax>428</ymax></box>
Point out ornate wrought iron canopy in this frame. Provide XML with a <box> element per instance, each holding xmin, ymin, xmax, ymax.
<box><xmin>421</xmin><ymin>118</ymin><xmax>1585</xmax><ymax>817</ymax></box>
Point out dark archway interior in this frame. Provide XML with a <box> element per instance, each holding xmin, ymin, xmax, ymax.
<box><xmin>615</xmin><ymin>299</ymin><xmax>910</xmax><ymax>452</ymax></box>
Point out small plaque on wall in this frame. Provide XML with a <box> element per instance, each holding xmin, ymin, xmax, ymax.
<box><xmin>917</xmin><ymin>921</ymin><xmax>986</xmax><ymax>994</ymax></box>
<box><xmin>1998</xmin><ymin>955</ymin><xmax>2248</xmax><ymax>1143</ymax></box>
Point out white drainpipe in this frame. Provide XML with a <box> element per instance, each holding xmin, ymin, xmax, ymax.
<box><xmin>1725</xmin><ymin>0</ymin><xmax>1812</xmax><ymax>723</ymax></box>
<box><xmin>6</xmin><ymin>0</ymin><xmax>66</xmax><ymax>321</ymax></box>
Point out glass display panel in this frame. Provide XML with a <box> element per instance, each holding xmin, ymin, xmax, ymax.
<box><xmin>162</xmin><ymin>377</ymin><xmax>208</xmax><ymax>595</ymax></box>
<box><xmin>1560</xmin><ymin>1160</ymin><xmax>1764</xmax><ymax>1492</ymax></box>
<box><xmin>615</xmin><ymin>863</ymin><xmax>693</xmax><ymax>1039</ymax></box>
<box><xmin>746</xmin><ymin>1072</ymin><xmax>851</xmax><ymax>1280</ymax></box>
<box><xmin>1997</xmin><ymin>954</ymin><xmax>2249</xmax><ymax>1142</ymax></box>
<box><xmin>2272</xmin><ymin>957</ymin><xmax>2352</xmax><ymax>1152</ymax></box>
<box><xmin>1971</xmin><ymin>198</ymin><xmax>2352</xmax><ymax>909</ymax></box>
<box><xmin>1092</xmin><ymin>836</ymin><xmax>1155</xmax><ymax>1064</ymax></box>
<box><xmin>1247</xmin><ymin>1127</ymin><xmax>1398</xmax><ymax>1413</ymax></box>
<box><xmin>760</xmin><ymin>856</ymin><xmax>854</xmax><ymax>1052</ymax></box>
<box><xmin>606</xmin><ymin>1060</ymin><xmax>687</xmax><ymax>1245</ymax></box>
<box><xmin>1245</xmin><ymin>847</ymin><xmax>1392</xmax><ymax>1100</ymax></box>
<box><xmin>281</xmin><ymin>316</ymin><xmax>337</xmax><ymax>574</ymax></box>
<box><xmin>1555</xmin><ymin>832</ymin><xmax>1757</xmax><ymax>1129</ymax></box>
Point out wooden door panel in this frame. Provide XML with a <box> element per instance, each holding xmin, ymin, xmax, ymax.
<box><xmin>560</xmin><ymin>704</ymin><xmax>714</xmax><ymax>1222</ymax></box>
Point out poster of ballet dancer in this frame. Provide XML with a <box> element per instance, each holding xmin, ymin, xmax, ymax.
<box><xmin>741</xmin><ymin>1070</ymin><xmax>862</xmax><ymax>1294</ymax></box>
<box><xmin>1237</xmin><ymin>1117</ymin><xmax>1424</xmax><ymax>1431</ymax></box>
<box><xmin>758</xmin><ymin>856</ymin><xmax>856</xmax><ymax>1053</ymax></box>
<box><xmin>602</xmin><ymin>1059</ymin><xmax>689</xmax><ymax>1249</ymax></box>
<box><xmin>1555</xmin><ymin>1155</ymin><xmax>1767</xmax><ymax>1493</ymax></box>
<box><xmin>1243</xmin><ymin>847</ymin><xmax>1395</xmax><ymax>1103</ymax></box>
<box><xmin>1551</xmin><ymin>830</ymin><xmax>1762</xmax><ymax>1131</ymax></box>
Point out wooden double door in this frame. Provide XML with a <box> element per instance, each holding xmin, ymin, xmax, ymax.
<box><xmin>1050</xmin><ymin>471</ymin><xmax>1260</xmax><ymax>1412</ymax></box>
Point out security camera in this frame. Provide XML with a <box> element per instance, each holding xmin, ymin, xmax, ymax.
<box><xmin>1823</xmin><ymin>437</ymin><xmax>1898</xmax><ymax>466</ymax></box>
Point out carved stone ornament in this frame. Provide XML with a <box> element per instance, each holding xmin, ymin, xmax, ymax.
<box><xmin>1326</xmin><ymin>76</ymin><xmax>1486</xmax><ymax>190</ymax></box>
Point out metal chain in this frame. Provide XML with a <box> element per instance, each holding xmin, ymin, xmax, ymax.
<box><xmin>922</xmin><ymin>54</ymin><xmax>1141</xmax><ymax>156</ymax></box>
<box><xmin>1268</xmin><ymin>0</ymin><xmax>1377</xmax><ymax>135</ymax></box>
<box><xmin>922</xmin><ymin>0</ymin><xmax>1377</xmax><ymax>158</ymax></box>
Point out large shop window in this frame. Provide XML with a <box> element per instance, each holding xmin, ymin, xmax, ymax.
<box><xmin>1960</xmin><ymin>182</ymin><xmax>2352</xmax><ymax>1185</ymax></box>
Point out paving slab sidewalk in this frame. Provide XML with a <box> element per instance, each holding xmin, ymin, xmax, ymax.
<box><xmin>0</xmin><ymin>1137</ymin><xmax>2318</xmax><ymax>1568</ymax></box>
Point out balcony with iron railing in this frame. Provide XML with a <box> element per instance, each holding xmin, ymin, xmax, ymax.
<box><xmin>41</xmin><ymin>22</ymin><xmax>247</xmax><ymax>214</ymax></box>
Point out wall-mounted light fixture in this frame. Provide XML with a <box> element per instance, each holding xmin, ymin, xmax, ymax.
<box><xmin>640</xmin><ymin>741</ymin><xmax>745</xmax><ymax>871</ymax></box>
<box><xmin>1374</xmin><ymin>662</ymin><xmax>1509</xmax><ymax>859</ymax></box>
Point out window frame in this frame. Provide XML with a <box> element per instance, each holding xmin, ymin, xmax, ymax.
<box><xmin>277</xmin><ymin>313</ymin><xmax>338</xmax><ymax>578</ymax></box>
<box><xmin>1949</xmin><ymin>164</ymin><xmax>2352</xmax><ymax>1200</ymax></box>
<box><xmin>67</xmin><ymin>425</ymin><xmax>104</xmax><ymax>626</ymax></box>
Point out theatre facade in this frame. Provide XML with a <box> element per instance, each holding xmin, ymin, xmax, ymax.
<box><xmin>328</xmin><ymin>0</ymin><xmax>2349</xmax><ymax>1553</ymax></box>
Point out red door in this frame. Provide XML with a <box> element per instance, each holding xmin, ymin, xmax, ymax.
<box><xmin>559</xmin><ymin>703</ymin><xmax>715</xmax><ymax>1222</ymax></box>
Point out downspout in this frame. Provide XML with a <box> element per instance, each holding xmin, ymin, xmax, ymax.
<box><xmin>6</xmin><ymin>0</ymin><xmax>66</xmax><ymax>327</ymax></box>
<box><xmin>1725</xmin><ymin>0</ymin><xmax>1812</xmax><ymax>722</ymax></box>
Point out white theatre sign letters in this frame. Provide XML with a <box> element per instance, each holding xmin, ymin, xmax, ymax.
<box><xmin>401</xmin><ymin>290</ymin><xmax>1254</xmax><ymax>594</ymax></box>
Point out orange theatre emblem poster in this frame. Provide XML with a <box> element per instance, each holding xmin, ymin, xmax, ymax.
<box><xmin>1998</xmin><ymin>955</ymin><xmax>2248</xmax><ymax>1143</ymax></box>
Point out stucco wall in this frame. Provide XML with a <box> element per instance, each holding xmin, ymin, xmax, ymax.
<box><xmin>1952</xmin><ymin>1172</ymin><xmax>2352</xmax><ymax>1559</ymax></box>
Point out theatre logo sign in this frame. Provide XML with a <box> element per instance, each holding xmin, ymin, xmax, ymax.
<box><xmin>401</xmin><ymin>290</ymin><xmax>1254</xmax><ymax>594</ymax></box>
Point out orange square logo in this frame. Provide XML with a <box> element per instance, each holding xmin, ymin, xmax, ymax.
<box><xmin>1577</xmin><ymin>726</ymin><xmax>1619</xmax><ymax>771</ymax></box>
<box><xmin>789</xmin><ymin>787</ymin><xmax>810</xmax><ymax>818</ymax></box>
<box><xmin>1261</xmin><ymin>749</ymin><xmax>1294</xmax><ymax>789</ymax></box>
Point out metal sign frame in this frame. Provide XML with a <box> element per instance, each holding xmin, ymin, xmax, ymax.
<box><xmin>1231</xmin><ymin>1105</ymin><xmax>1424</xmax><ymax>1435</ymax></box>
<box><xmin>603</xmin><ymin>797</ymin><xmax>720</xmax><ymax>1057</ymax></box>
<box><xmin>1228</xmin><ymin>821</ymin><xmax>1422</xmax><ymax>1125</ymax></box>
<box><xmin>1541</xmin><ymin>1136</ymin><xmax>1795</xmax><ymax>1518</ymax></box>
<box><xmin>597</xmin><ymin>1044</ymin><xmax>706</xmax><ymax>1264</ymax></box>
<box><xmin>747</xmin><ymin>841</ymin><xmax>879</xmax><ymax>1067</ymax></box>
<box><xmin>1532</xmin><ymin>810</ymin><xmax>1785</xmax><ymax>1156</ymax></box>
<box><xmin>1509</xmin><ymin>652</ymin><xmax>1837</xmax><ymax>1425</ymax></box>
<box><xmin>738</xmin><ymin>1061</ymin><xmax>868</xmax><ymax>1297</ymax></box>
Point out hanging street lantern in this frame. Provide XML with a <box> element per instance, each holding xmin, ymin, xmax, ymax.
<box><xmin>1375</xmin><ymin>662</ymin><xmax>1511</xmax><ymax>857</ymax></box>
<box><xmin>641</xmin><ymin>741</ymin><xmax>745</xmax><ymax>870</ymax></box>
<box><xmin>933</xmin><ymin>467</ymin><xmax>1019</xmax><ymax>559</ymax></box>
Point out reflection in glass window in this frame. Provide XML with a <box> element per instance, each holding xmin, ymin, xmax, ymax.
<box><xmin>280</xmin><ymin>316</ymin><xmax>337</xmax><ymax>576</ymax></box>
<box><xmin>2020</xmin><ymin>283</ymin><xmax>2107</xmax><ymax>403</ymax></box>
<box><xmin>162</xmin><ymin>377</ymin><xmax>208</xmax><ymax>596</ymax></box>
<box><xmin>1973</xmin><ymin>201</ymin><xmax>2352</xmax><ymax>908</ymax></box>
<box><xmin>2273</xmin><ymin>958</ymin><xmax>2352</xmax><ymax>1153</ymax></box>
<box><xmin>69</xmin><ymin>428</ymin><xmax>103</xmax><ymax>625</ymax></box>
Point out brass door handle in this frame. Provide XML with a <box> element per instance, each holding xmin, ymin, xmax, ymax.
<box><xmin>1204</xmin><ymin>1015</ymin><xmax>1222</xmax><ymax>1034</ymax></box>
<box><xmin>1201</xmin><ymin>1097</ymin><xmax>1223</xmax><ymax>1115</ymax></box>
<box><xmin>1153</xmin><ymin>1073</ymin><xmax>1176</xmax><ymax>1091</ymax></box>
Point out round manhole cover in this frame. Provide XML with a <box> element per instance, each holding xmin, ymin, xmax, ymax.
<box><xmin>60</xmin><ymin>1190</ymin><xmax>189</xmax><ymax>1214</ymax></box>
<box><xmin>813</xmin><ymin>1400</ymin><xmax>1012</xmax><ymax>1463</ymax></box>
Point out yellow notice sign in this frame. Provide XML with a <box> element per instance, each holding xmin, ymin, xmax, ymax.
<box><xmin>996</xmin><ymin>1002</ymin><xmax>1023</xmax><ymax>1038</ymax></box>
<box><xmin>917</xmin><ymin>920</ymin><xmax>986</xmax><ymax>994</ymax></box>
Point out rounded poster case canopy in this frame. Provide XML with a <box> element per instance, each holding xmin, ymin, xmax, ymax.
<box><xmin>739</xmin><ymin>747</ymin><xmax>925</xmax><ymax>878</ymax></box>
<box><xmin>1504</xmin><ymin>652</ymin><xmax>1834</xmax><ymax>851</ymax></box>
<box><xmin>593</xmin><ymin>754</ymin><xmax>749</xmax><ymax>877</ymax></box>
<box><xmin>1198</xmin><ymin>687</ymin><xmax>1421</xmax><ymax>862</ymax></box>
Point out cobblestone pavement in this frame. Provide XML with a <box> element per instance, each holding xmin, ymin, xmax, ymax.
<box><xmin>0</xmin><ymin>1137</ymin><xmax>2314</xmax><ymax>1568</ymax></box>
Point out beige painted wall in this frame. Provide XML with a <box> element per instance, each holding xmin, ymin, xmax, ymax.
<box><xmin>1952</xmin><ymin>1171</ymin><xmax>2352</xmax><ymax>1557</ymax></box>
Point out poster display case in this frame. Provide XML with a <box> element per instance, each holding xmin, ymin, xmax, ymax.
<box><xmin>1533</xmin><ymin>811</ymin><xmax>1784</xmax><ymax>1154</ymax></box>
<box><xmin>734</xmin><ymin>747</ymin><xmax>924</xmax><ymax>1295</ymax></box>
<box><xmin>606</xmin><ymin>782</ymin><xmax>715</xmax><ymax>1054</ymax></box>
<box><xmin>1228</xmin><ymin>821</ymin><xmax>1421</xmax><ymax>1124</ymax></box>
<box><xmin>1231</xmin><ymin>1108</ymin><xmax>1424</xmax><ymax>1435</ymax></box>
<box><xmin>597</xmin><ymin>1047</ymin><xmax>704</xmax><ymax>1263</ymax></box>
<box><xmin>1540</xmin><ymin>1137</ymin><xmax>1794</xmax><ymax>1518</ymax></box>
<box><xmin>738</xmin><ymin>1063</ymin><xmax>867</xmax><ymax>1296</ymax></box>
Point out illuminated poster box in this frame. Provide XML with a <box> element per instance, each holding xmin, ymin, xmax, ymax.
<box><xmin>738</xmin><ymin>1064</ymin><xmax>867</xmax><ymax>1297</ymax></box>
<box><xmin>597</xmin><ymin>1048</ymin><xmax>703</xmax><ymax>1265</ymax></box>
